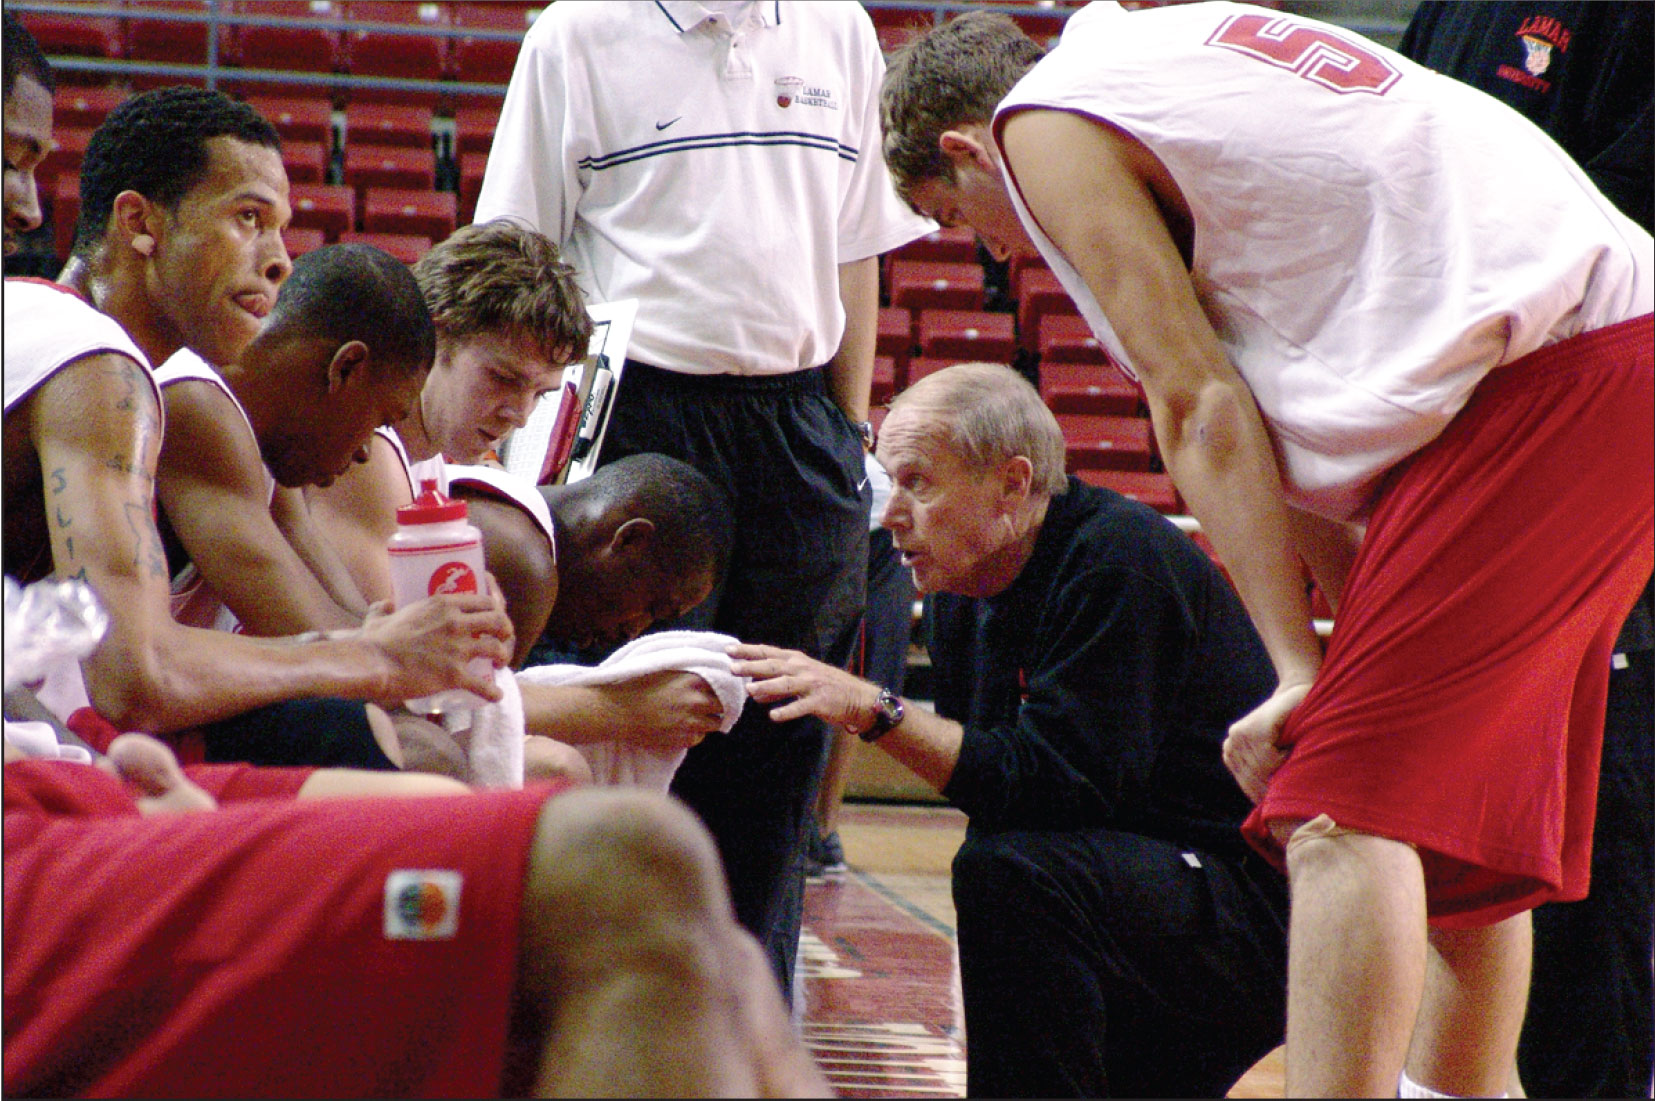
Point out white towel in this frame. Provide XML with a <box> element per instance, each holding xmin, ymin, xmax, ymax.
<box><xmin>449</xmin><ymin>665</ymin><xmax>525</xmax><ymax>789</ymax></box>
<box><xmin>3</xmin><ymin>719</ymin><xmax>93</xmax><ymax>763</ymax></box>
<box><xmin>514</xmin><ymin>630</ymin><xmax>746</xmax><ymax>790</ymax></box>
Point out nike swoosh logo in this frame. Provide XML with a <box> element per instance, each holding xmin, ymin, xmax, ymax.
<box><xmin>857</xmin><ymin>477</ymin><xmax>870</xmax><ymax>493</ymax></box>
<box><xmin>655</xmin><ymin>117</ymin><xmax>682</xmax><ymax>131</ymax></box>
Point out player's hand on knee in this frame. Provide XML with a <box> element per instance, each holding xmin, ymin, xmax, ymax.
<box><xmin>1223</xmin><ymin>682</ymin><xmax>1309</xmax><ymax>803</ymax></box>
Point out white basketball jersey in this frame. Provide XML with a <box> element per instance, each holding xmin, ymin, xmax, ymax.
<box><xmin>999</xmin><ymin>1</ymin><xmax>1652</xmax><ymax>519</ymax></box>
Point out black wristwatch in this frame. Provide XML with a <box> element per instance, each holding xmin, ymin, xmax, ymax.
<box><xmin>857</xmin><ymin>687</ymin><xmax>906</xmax><ymax>744</ymax></box>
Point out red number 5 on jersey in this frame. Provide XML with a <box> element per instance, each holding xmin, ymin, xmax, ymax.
<box><xmin>1207</xmin><ymin>13</ymin><xmax>1401</xmax><ymax>94</ymax></box>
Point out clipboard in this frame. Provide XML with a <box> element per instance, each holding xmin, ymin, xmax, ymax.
<box><xmin>500</xmin><ymin>298</ymin><xmax>637</xmax><ymax>486</ymax></box>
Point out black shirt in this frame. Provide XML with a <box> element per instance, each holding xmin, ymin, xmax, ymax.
<box><xmin>935</xmin><ymin>478</ymin><xmax>1276</xmax><ymax>859</ymax></box>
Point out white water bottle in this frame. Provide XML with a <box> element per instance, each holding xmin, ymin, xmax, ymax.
<box><xmin>388</xmin><ymin>479</ymin><xmax>491</xmax><ymax>719</ymax></box>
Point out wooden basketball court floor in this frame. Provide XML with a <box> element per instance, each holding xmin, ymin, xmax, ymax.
<box><xmin>797</xmin><ymin>802</ymin><xmax>1286</xmax><ymax>1098</ymax></box>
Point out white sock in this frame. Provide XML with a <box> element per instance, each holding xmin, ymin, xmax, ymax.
<box><xmin>1398</xmin><ymin>1070</ymin><xmax>1508</xmax><ymax>1099</ymax></box>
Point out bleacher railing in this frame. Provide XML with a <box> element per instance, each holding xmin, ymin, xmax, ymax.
<box><xmin>9</xmin><ymin>1</ymin><xmax>1409</xmax><ymax>106</ymax></box>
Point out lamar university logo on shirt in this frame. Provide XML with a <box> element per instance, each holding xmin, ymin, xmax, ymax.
<box><xmin>1500</xmin><ymin>14</ymin><xmax>1571</xmax><ymax>92</ymax></box>
<box><xmin>384</xmin><ymin>869</ymin><xmax>463</xmax><ymax>940</ymax></box>
<box><xmin>774</xmin><ymin>76</ymin><xmax>839</xmax><ymax>111</ymax></box>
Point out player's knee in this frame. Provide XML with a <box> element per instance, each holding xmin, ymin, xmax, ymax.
<box><xmin>519</xmin><ymin>789</ymin><xmax>731</xmax><ymax>995</ymax></box>
<box><xmin>523</xmin><ymin>735</ymin><xmax>593</xmax><ymax>786</ymax></box>
<box><xmin>526</xmin><ymin>788</ymin><xmax>727</xmax><ymax>924</ymax></box>
<box><xmin>1281</xmin><ymin>813</ymin><xmax>1417</xmax><ymax>884</ymax></box>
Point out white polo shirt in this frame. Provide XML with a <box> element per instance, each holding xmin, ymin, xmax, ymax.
<box><xmin>998</xmin><ymin>1</ymin><xmax>1652</xmax><ymax>520</ymax></box>
<box><xmin>475</xmin><ymin>0</ymin><xmax>932</xmax><ymax>376</ymax></box>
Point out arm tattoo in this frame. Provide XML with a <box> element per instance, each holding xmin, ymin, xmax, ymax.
<box><xmin>123</xmin><ymin>501</ymin><xmax>169</xmax><ymax>579</ymax></box>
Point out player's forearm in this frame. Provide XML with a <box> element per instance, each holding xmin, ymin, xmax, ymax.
<box><xmin>1152</xmin><ymin>380</ymin><xmax>1323</xmax><ymax>689</ymax></box>
<box><xmin>519</xmin><ymin>681</ymin><xmax>633</xmax><ymax>746</ymax></box>
<box><xmin>82</xmin><ymin>621</ymin><xmax>396</xmax><ymax>733</ymax></box>
<box><xmin>824</xmin><ymin>257</ymin><xmax>880</xmax><ymax>423</ymax></box>
<box><xmin>272</xmin><ymin>485</ymin><xmax>371</xmax><ymax>622</ymax></box>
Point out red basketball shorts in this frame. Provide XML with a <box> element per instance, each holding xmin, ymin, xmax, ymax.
<box><xmin>1243</xmin><ymin>315</ymin><xmax>1654</xmax><ymax>928</ymax></box>
<box><xmin>5</xmin><ymin>763</ymin><xmax>566</xmax><ymax>1097</ymax></box>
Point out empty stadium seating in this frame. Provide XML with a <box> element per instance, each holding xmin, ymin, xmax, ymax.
<box><xmin>52</xmin><ymin>85</ymin><xmax>126</xmax><ymax>131</ymax></box>
<box><xmin>338</xmin><ymin>229</ymin><xmax>431</xmax><ymax>264</ymax></box>
<box><xmin>362</xmin><ymin>186</ymin><xmax>456</xmax><ymax>241</ymax></box>
<box><xmin>281</xmin><ymin>225</ymin><xmax>327</xmax><ymax>257</ymax></box>
<box><xmin>1075</xmin><ymin>470</ymin><xmax>1181</xmax><ymax>514</ymax></box>
<box><xmin>1039</xmin><ymin>361</ymin><xmax>1142</xmax><ymax>417</ymax></box>
<box><xmin>344</xmin><ymin>102</ymin><xmax>433</xmax><ymax>150</ymax></box>
<box><xmin>342</xmin><ymin>143</ymin><xmax>436</xmax><ymax>201</ymax></box>
<box><xmin>889</xmin><ymin>259</ymin><xmax>985</xmax><ymax>313</ymax></box>
<box><xmin>245</xmin><ymin>95</ymin><xmax>334</xmax><ymax>145</ymax></box>
<box><xmin>287</xmin><ymin>182</ymin><xmax>356</xmax><ymax>241</ymax></box>
<box><xmin>918</xmin><ymin>309</ymin><xmax>1016</xmax><ymax>364</ymax></box>
<box><xmin>1057</xmin><ymin>413</ymin><xmax>1155</xmax><ymax>473</ymax></box>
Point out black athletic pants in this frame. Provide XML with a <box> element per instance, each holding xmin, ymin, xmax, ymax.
<box><xmin>952</xmin><ymin>825</ymin><xmax>1289</xmax><ymax>1098</ymax></box>
<box><xmin>597</xmin><ymin>361</ymin><xmax>869</xmax><ymax>1002</ymax></box>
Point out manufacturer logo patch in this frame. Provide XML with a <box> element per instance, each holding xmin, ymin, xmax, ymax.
<box><xmin>384</xmin><ymin>869</ymin><xmax>462</xmax><ymax>940</ymax></box>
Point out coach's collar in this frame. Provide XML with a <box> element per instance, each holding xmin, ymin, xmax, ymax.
<box><xmin>654</xmin><ymin>1</ymin><xmax>780</xmax><ymax>35</ymax></box>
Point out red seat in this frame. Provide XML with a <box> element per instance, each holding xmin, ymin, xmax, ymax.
<box><xmin>876</xmin><ymin>306</ymin><xmax>913</xmax><ymax>385</ymax></box>
<box><xmin>51</xmin><ymin>174</ymin><xmax>81</xmax><ymax>263</ymax></box>
<box><xmin>458</xmin><ymin>151</ymin><xmax>488</xmax><ymax>224</ymax></box>
<box><xmin>281</xmin><ymin>140</ymin><xmax>329</xmax><ymax>184</ymax></box>
<box><xmin>18</xmin><ymin>4</ymin><xmax>123</xmax><ymax>62</ymax></box>
<box><xmin>453</xmin><ymin>105</ymin><xmax>501</xmax><ymax>158</ymax></box>
<box><xmin>288</xmin><ymin>182</ymin><xmax>356</xmax><ymax>241</ymax></box>
<box><xmin>1009</xmin><ymin>8</ymin><xmax>1070</xmax><ymax>46</ymax></box>
<box><xmin>1008</xmin><ymin>251</ymin><xmax>1048</xmax><ymax>302</ymax></box>
<box><xmin>893</xmin><ymin>226</ymin><xmax>977</xmax><ymax>266</ymax></box>
<box><xmin>1017</xmin><ymin>267</ymin><xmax>1077</xmax><ymax>352</ymax></box>
<box><xmin>1038</xmin><ymin>361</ymin><xmax>1142</xmax><ymax>417</ymax></box>
<box><xmin>282</xmin><ymin>225</ymin><xmax>327</xmax><ymax>257</ymax></box>
<box><xmin>231</xmin><ymin>1</ymin><xmax>344</xmax><ymax>73</ymax></box>
<box><xmin>246</xmin><ymin>95</ymin><xmax>335</xmax><ymax>145</ymax></box>
<box><xmin>342</xmin><ymin>144</ymin><xmax>436</xmax><ymax>202</ymax></box>
<box><xmin>1038</xmin><ymin>314</ymin><xmax>1107</xmax><ymax>365</ymax></box>
<box><xmin>363</xmin><ymin>187</ymin><xmax>456</xmax><ymax>241</ymax></box>
<box><xmin>870</xmin><ymin>356</ymin><xmax>897</xmax><ymax>407</ymax></box>
<box><xmin>451</xmin><ymin>2</ymin><xmax>533</xmax><ymax>93</ymax></box>
<box><xmin>342</xmin><ymin>2</ymin><xmax>450</xmax><ymax>105</ymax></box>
<box><xmin>1058</xmin><ymin>414</ymin><xmax>1154</xmax><ymax>472</ymax></box>
<box><xmin>904</xmin><ymin>356</ymin><xmax>953</xmax><ymax>389</ymax></box>
<box><xmin>918</xmin><ymin>309</ymin><xmax>1017</xmax><ymax>365</ymax></box>
<box><xmin>53</xmin><ymin>86</ymin><xmax>127</xmax><ymax>132</ymax></box>
<box><xmin>889</xmin><ymin>260</ymin><xmax>985</xmax><ymax>313</ymax></box>
<box><xmin>339</xmin><ymin>230</ymin><xmax>433</xmax><ymax>264</ymax></box>
<box><xmin>125</xmin><ymin>1</ymin><xmax>227</xmax><ymax>67</ymax></box>
<box><xmin>1075</xmin><ymin>470</ymin><xmax>1181</xmax><ymax>514</ymax></box>
<box><xmin>345</xmin><ymin>103</ymin><xmax>433</xmax><ymax>150</ymax></box>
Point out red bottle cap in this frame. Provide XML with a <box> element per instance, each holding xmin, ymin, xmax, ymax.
<box><xmin>395</xmin><ymin>479</ymin><xmax>468</xmax><ymax>524</ymax></box>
